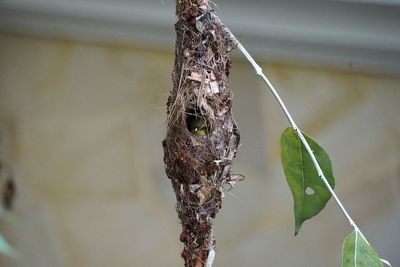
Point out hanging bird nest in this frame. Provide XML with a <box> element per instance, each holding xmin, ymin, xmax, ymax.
<box><xmin>162</xmin><ymin>0</ymin><xmax>242</xmax><ymax>266</ymax></box>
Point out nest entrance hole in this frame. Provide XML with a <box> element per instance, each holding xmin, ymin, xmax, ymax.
<box><xmin>185</xmin><ymin>108</ymin><xmax>212</xmax><ymax>136</ymax></box>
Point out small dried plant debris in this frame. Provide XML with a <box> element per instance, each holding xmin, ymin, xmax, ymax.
<box><xmin>0</xmin><ymin>162</ymin><xmax>16</xmax><ymax>211</ymax></box>
<box><xmin>162</xmin><ymin>0</ymin><xmax>241</xmax><ymax>266</ymax></box>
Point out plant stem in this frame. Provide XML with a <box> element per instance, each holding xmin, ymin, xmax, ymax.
<box><xmin>206</xmin><ymin>250</ymin><xmax>215</xmax><ymax>267</ymax></box>
<box><xmin>215</xmin><ymin>14</ymin><xmax>391</xmax><ymax>267</ymax></box>
<box><xmin>222</xmin><ymin>21</ymin><xmax>357</xmax><ymax>231</ymax></box>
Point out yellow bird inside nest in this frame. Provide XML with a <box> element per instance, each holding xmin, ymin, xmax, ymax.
<box><xmin>187</xmin><ymin>116</ymin><xmax>208</xmax><ymax>136</ymax></box>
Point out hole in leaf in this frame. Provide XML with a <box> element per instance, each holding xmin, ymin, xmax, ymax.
<box><xmin>305</xmin><ymin>187</ymin><xmax>315</xmax><ymax>196</ymax></box>
<box><xmin>186</xmin><ymin>109</ymin><xmax>210</xmax><ymax>136</ymax></box>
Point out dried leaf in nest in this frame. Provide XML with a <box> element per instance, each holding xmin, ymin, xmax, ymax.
<box><xmin>188</xmin><ymin>72</ymin><xmax>202</xmax><ymax>82</ymax></box>
<box><xmin>163</xmin><ymin>0</ymin><xmax>241</xmax><ymax>266</ymax></box>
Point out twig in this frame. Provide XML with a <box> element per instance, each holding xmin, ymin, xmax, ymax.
<box><xmin>214</xmin><ymin>15</ymin><xmax>391</xmax><ymax>267</ymax></box>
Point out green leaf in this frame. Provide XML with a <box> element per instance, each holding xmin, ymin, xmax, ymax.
<box><xmin>342</xmin><ymin>231</ymin><xmax>384</xmax><ymax>267</ymax></box>
<box><xmin>280</xmin><ymin>127</ymin><xmax>335</xmax><ymax>235</ymax></box>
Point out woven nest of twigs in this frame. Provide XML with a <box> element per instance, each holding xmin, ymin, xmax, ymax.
<box><xmin>162</xmin><ymin>0</ymin><xmax>242</xmax><ymax>266</ymax></box>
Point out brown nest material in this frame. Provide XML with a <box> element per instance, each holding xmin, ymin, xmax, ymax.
<box><xmin>162</xmin><ymin>0</ymin><xmax>242</xmax><ymax>266</ymax></box>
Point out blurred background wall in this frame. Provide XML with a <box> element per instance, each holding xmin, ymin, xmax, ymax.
<box><xmin>0</xmin><ymin>0</ymin><xmax>399</xmax><ymax>266</ymax></box>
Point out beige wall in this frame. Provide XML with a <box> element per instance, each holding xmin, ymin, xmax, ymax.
<box><xmin>0</xmin><ymin>33</ymin><xmax>399</xmax><ymax>267</ymax></box>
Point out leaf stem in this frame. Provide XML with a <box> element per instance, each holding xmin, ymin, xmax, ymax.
<box><xmin>355</xmin><ymin>230</ymin><xmax>359</xmax><ymax>267</ymax></box>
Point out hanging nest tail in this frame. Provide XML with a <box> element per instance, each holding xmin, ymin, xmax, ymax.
<box><xmin>162</xmin><ymin>0</ymin><xmax>242</xmax><ymax>266</ymax></box>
